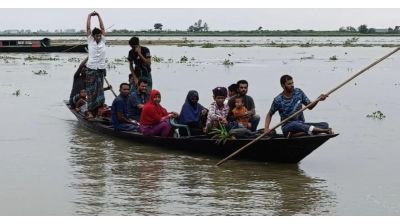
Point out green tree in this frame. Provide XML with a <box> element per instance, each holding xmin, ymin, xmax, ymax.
<box><xmin>154</xmin><ymin>23</ymin><xmax>163</xmax><ymax>31</ymax></box>
<box><xmin>358</xmin><ymin>24</ymin><xmax>368</xmax><ymax>33</ymax></box>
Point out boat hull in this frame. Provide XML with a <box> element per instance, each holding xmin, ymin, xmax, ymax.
<box><xmin>0</xmin><ymin>44</ymin><xmax>87</xmax><ymax>53</ymax></box>
<box><xmin>66</xmin><ymin>101</ymin><xmax>338</xmax><ymax>163</ymax></box>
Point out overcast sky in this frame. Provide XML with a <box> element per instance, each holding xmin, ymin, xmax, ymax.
<box><xmin>0</xmin><ymin>8</ymin><xmax>399</xmax><ymax>31</ymax></box>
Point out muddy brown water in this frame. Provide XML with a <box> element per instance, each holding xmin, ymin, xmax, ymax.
<box><xmin>1</xmin><ymin>42</ymin><xmax>400</xmax><ymax>215</ymax></box>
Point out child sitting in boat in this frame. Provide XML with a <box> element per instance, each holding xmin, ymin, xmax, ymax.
<box><xmin>205</xmin><ymin>87</ymin><xmax>229</xmax><ymax>133</ymax></box>
<box><xmin>75</xmin><ymin>89</ymin><xmax>94</xmax><ymax>119</ymax></box>
<box><xmin>231</xmin><ymin>96</ymin><xmax>251</xmax><ymax>130</ymax></box>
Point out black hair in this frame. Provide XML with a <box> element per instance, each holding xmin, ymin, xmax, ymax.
<box><xmin>236</xmin><ymin>80</ymin><xmax>248</xmax><ymax>86</ymax></box>
<box><xmin>280</xmin><ymin>74</ymin><xmax>293</xmax><ymax>86</ymax></box>
<box><xmin>128</xmin><ymin>74</ymin><xmax>133</xmax><ymax>79</ymax></box>
<box><xmin>228</xmin><ymin>83</ymin><xmax>238</xmax><ymax>93</ymax></box>
<box><xmin>129</xmin><ymin>36</ymin><xmax>140</xmax><ymax>47</ymax></box>
<box><xmin>92</xmin><ymin>27</ymin><xmax>102</xmax><ymax>36</ymax></box>
<box><xmin>138</xmin><ymin>78</ymin><xmax>148</xmax><ymax>86</ymax></box>
<box><xmin>120</xmin><ymin>83</ymin><xmax>130</xmax><ymax>89</ymax></box>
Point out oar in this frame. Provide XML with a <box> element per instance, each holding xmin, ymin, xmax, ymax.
<box><xmin>104</xmin><ymin>76</ymin><xmax>117</xmax><ymax>98</ymax></box>
<box><xmin>216</xmin><ymin>47</ymin><xmax>400</xmax><ymax>167</ymax></box>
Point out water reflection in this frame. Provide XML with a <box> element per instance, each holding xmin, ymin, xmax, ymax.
<box><xmin>68</xmin><ymin>122</ymin><xmax>336</xmax><ymax>215</ymax></box>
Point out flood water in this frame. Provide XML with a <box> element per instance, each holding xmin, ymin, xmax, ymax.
<box><xmin>1</xmin><ymin>37</ymin><xmax>400</xmax><ymax>215</ymax></box>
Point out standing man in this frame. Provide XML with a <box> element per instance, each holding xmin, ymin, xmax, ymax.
<box><xmin>128</xmin><ymin>36</ymin><xmax>152</xmax><ymax>93</ymax></box>
<box><xmin>264</xmin><ymin>74</ymin><xmax>333</xmax><ymax>137</ymax></box>
<box><xmin>127</xmin><ymin>79</ymin><xmax>150</xmax><ymax>121</ymax></box>
<box><xmin>85</xmin><ymin>11</ymin><xmax>107</xmax><ymax>116</ymax></box>
<box><xmin>228</xmin><ymin>80</ymin><xmax>260</xmax><ymax>131</ymax></box>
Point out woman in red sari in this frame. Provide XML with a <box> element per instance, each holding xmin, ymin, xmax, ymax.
<box><xmin>140</xmin><ymin>90</ymin><xmax>179</xmax><ymax>137</ymax></box>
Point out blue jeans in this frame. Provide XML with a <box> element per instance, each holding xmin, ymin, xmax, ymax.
<box><xmin>250</xmin><ymin>114</ymin><xmax>260</xmax><ymax>132</ymax></box>
<box><xmin>115</xmin><ymin>123</ymin><xmax>140</xmax><ymax>132</ymax></box>
<box><xmin>282</xmin><ymin>121</ymin><xmax>329</xmax><ymax>137</ymax></box>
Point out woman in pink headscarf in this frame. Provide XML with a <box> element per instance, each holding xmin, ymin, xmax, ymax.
<box><xmin>140</xmin><ymin>90</ymin><xmax>179</xmax><ymax>137</ymax></box>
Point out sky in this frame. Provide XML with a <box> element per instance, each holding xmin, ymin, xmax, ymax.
<box><xmin>1</xmin><ymin>1</ymin><xmax>400</xmax><ymax>31</ymax></box>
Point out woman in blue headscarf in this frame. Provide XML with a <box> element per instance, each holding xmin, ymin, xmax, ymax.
<box><xmin>179</xmin><ymin>90</ymin><xmax>208</xmax><ymax>135</ymax></box>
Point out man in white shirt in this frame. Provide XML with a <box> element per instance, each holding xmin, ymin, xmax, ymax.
<box><xmin>85</xmin><ymin>11</ymin><xmax>107</xmax><ymax>116</ymax></box>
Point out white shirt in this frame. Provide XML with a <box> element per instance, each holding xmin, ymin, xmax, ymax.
<box><xmin>86</xmin><ymin>35</ymin><xmax>106</xmax><ymax>70</ymax></box>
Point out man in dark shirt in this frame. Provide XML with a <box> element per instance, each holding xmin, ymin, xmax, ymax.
<box><xmin>127</xmin><ymin>79</ymin><xmax>150</xmax><ymax>121</ymax></box>
<box><xmin>128</xmin><ymin>36</ymin><xmax>152</xmax><ymax>93</ymax></box>
<box><xmin>111</xmin><ymin>83</ymin><xmax>140</xmax><ymax>132</ymax></box>
<box><xmin>228</xmin><ymin>80</ymin><xmax>260</xmax><ymax>131</ymax></box>
<box><xmin>264</xmin><ymin>74</ymin><xmax>333</xmax><ymax>137</ymax></box>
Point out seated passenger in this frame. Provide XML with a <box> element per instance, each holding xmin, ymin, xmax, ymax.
<box><xmin>140</xmin><ymin>90</ymin><xmax>179</xmax><ymax>137</ymax></box>
<box><xmin>231</xmin><ymin>96</ymin><xmax>251</xmax><ymax>130</ymax></box>
<box><xmin>75</xmin><ymin>89</ymin><xmax>93</xmax><ymax>119</ymax></box>
<box><xmin>205</xmin><ymin>87</ymin><xmax>229</xmax><ymax>133</ymax></box>
<box><xmin>127</xmin><ymin>79</ymin><xmax>150</xmax><ymax>121</ymax></box>
<box><xmin>179</xmin><ymin>90</ymin><xmax>208</xmax><ymax>135</ymax></box>
<box><xmin>264</xmin><ymin>74</ymin><xmax>333</xmax><ymax>137</ymax></box>
<box><xmin>111</xmin><ymin>83</ymin><xmax>140</xmax><ymax>132</ymax></box>
<box><xmin>227</xmin><ymin>80</ymin><xmax>260</xmax><ymax>131</ymax></box>
<box><xmin>69</xmin><ymin>57</ymin><xmax>88</xmax><ymax>107</ymax></box>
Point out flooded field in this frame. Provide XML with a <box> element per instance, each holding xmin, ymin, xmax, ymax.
<box><xmin>1</xmin><ymin>38</ymin><xmax>400</xmax><ymax>215</ymax></box>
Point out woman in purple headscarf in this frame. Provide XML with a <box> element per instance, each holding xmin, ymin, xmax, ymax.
<box><xmin>179</xmin><ymin>90</ymin><xmax>208</xmax><ymax>135</ymax></box>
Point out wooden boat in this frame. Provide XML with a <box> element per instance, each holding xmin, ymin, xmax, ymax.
<box><xmin>65</xmin><ymin>101</ymin><xmax>338</xmax><ymax>163</ymax></box>
<box><xmin>0</xmin><ymin>38</ymin><xmax>87</xmax><ymax>53</ymax></box>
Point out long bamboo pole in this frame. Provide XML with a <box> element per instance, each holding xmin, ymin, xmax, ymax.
<box><xmin>216</xmin><ymin>47</ymin><xmax>400</xmax><ymax>167</ymax></box>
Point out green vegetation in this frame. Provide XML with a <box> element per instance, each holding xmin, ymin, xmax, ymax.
<box><xmin>180</xmin><ymin>56</ymin><xmax>188</xmax><ymax>63</ymax></box>
<box><xmin>201</xmin><ymin>43</ymin><xmax>216</xmax><ymax>48</ymax></box>
<box><xmin>223</xmin><ymin>59</ymin><xmax>234</xmax><ymax>66</ymax></box>
<box><xmin>209</xmin><ymin>123</ymin><xmax>232</xmax><ymax>145</ymax></box>
<box><xmin>12</xmin><ymin>89</ymin><xmax>21</xmax><ymax>96</ymax></box>
<box><xmin>32</xmin><ymin>70</ymin><xmax>48</xmax><ymax>75</ymax></box>
<box><xmin>152</xmin><ymin>56</ymin><xmax>163</xmax><ymax>63</ymax></box>
<box><xmin>25</xmin><ymin>55</ymin><xmax>59</xmax><ymax>61</ymax></box>
<box><xmin>329</xmin><ymin>55</ymin><xmax>338</xmax><ymax>60</ymax></box>
<box><xmin>367</xmin><ymin>111</ymin><xmax>386</xmax><ymax>120</ymax></box>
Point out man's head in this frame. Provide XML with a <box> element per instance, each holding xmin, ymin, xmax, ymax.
<box><xmin>137</xmin><ymin>79</ymin><xmax>148</xmax><ymax>94</ymax></box>
<box><xmin>92</xmin><ymin>27</ymin><xmax>102</xmax><ymax>43</ymax></box>
<box><xmin>212</xmin><ymin>87</ymin><xmax>227</xmax><ymax>106</ymax></box>
<box><xmin>228</xmin><ymin>83</ymin><xmax>238</xmax><ymax>97</ymax></box>
<box><xmin>119</xmin><ymin>83</ymin><xmax>130</xmax><ymax>97</ymax></box>
<box><xmin>128</xmin><ymin>74</ymin><xmax>134</xmax><ymax>84</ymax></box>
<box><xmin>236</xmin><ymin>80</ymin><xmax>248</xmax><ymax>96</ymax></box>
<box><xmin>280</xmin><ymin>74</ymin><xmax>294</xmax><ymax>93</ymax></box>
<box><xmin>129</xmin><ymin>37</ymin><xmax>140</xmax><ymax>49</ymax></box>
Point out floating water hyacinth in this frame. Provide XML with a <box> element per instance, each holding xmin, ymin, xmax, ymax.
<box><xmin>32</xmin><ymin>70</ymin><xmax>48</xmax><ymax>75</ymax></box>
<box><xmin>366</xmin><ymin>111</ymin><xmax>386</xmax><ymax>120</ymax></box>
<box><xmin>223</xmin><ymin>59</ymin><xmax>234</xmax><ymax>66</ymax></box>
<box><xmin>152</xmin><ymin>56</ymin><xmax>163</xmax><ymax>63</ymax></box>
<box><xmin>329</xmin><ymin>55</ymin><xmax>338</xmax><ymax>60</ymax></box>
<box><xmin>12</xmin><ymin>89</ymin><xmax>21</xmax><ymax>96</ymax></box>
<box><xmin>180</xmin><ymin>56</ymin><xmax>188</xmax><ymax>63</ymax></box>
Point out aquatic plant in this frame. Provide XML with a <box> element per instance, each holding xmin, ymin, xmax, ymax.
<box><xmin>32</xmin><ymin>70</ymin><xmax>48</xmax><ymax>75</ymax></box>
<box><xmin>24</xmin><ymin>55</ymin><xmax>59</xmax><ymax>61</ymax></box>
<box><xmin>201</xmin><ymin>43</ymin><xmax>216</xmax><ymax>48</ymax></box>
<box><xmin>223</xmin><ymin>59</ymin><xmax>234</xmax><ymax>66</ymax></box>
<box><xmin>152</xmin><ymin>56</ymin><xmax>164</xmax><ymax>63</ymax></box>
<box><xmin>12</xmin><ymin>89</ymin><xmax>21</xmax><ymax>96</ymax></box>
<box><xmin>300</xmin><ymin>55</ymin><xmax>314</xmax><ymax>60</ymax></box>
<box><xmin>366</xmin><ymin>111</ymin><xmax>386</xmax><ymax>120</ymax></box>
<box><xmin>209</xmin><ymin>122</ymin><xmax>232</xmax><ymax>145</ymax></box>
<box><xmin>329</xmin><ymin>55</ymin><xmax>338</xmax><ymax>60</ymax></box>
<box><xmin>180</xmin><ymin>56</ymin><xmax>188</xmax><ymax>63</ymax></box>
